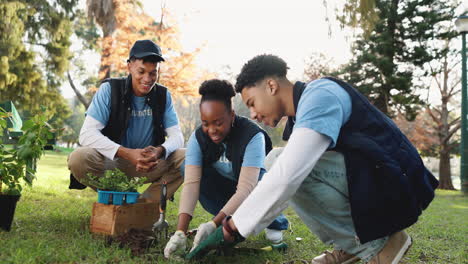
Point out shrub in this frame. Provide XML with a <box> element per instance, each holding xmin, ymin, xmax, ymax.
<box><xmin>86</xmin><ymin>169</ymin><xmax>147</xmax><ymax>192</ymax></box>
<box><xmin>0</xmin><ymin>107</ymin><xmax>54</xmax><ymax>195</ymax></box>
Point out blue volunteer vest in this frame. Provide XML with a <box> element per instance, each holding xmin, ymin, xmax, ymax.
<box><xmin>195</xmin><ymin>115</ymin><xmax>272</xmax><ymax>180</ymax></box>
<box><xmin>101</xmin><ymin>75</ymin><xmax>167</xmax><ymax>146</ymax></box>
<box><xmin>284</xmin><ymin>77</ymin><xmax>438</xmax><ymax>243</ymax></box>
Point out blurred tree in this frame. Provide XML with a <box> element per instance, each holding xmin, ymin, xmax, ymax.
<box><xmin>86</xmin><ymin>0</ymin><xmax>117</xmax><ymax>80</ymax></box>
<box><xmin>173</xmin><ymin>96</ymin><xmax>201</xmax><ymax>143</ymax></box>
<box><xmin>394</xmin><ymin>111</ymin><xmax>439</xmax><ymax>157</ymax></box>
<box><xmin>337</xmin><ymin>0</ymin><xmax>455</xmax><ymax>120</ymax></box>
<box><xmin>86</xmin><ymin>0</ymin><xmax>206</xmax><ymax>97</ymax></box>
<box><xmin>424</xmin><ymin>38</ymin><xmax>460</xmax><ymax>190</ymax></box>
<box><xmin>338</xmin><ymin>0</ymin><xmax>378</xmax><ymax>36</ymax></box>
<box><xmin>303</xmin><ymin>52</ymin><xmax>338</xmax><ymax>81</ymax></box>
<box><xmin>60</xmin><ymin>98</ymin><xmax>86</xmax><ymax>148</ymax></box>
<box><xmin>66</xmin><ymin>9</ymin><xmax>101</xmax><ymax>108</ymax></box>
<box><xmin>0</xmin><ymin>0</ymin><xmax>79</xmax><ymax>126</ymax></box>
<box><xmin>393</xmin><ymin>4</ymin><xmax>459</xmax><ymax>189</ymax></box>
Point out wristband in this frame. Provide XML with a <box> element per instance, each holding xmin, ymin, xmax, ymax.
<box><xmin>222</xmin><ymin>216</ymin><xmax>245</xmax><ymax>243</ymax></box>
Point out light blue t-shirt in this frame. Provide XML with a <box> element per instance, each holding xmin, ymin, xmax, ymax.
<box><xmin>86</xmin><ymin>82</ymin><xmax>179</xmax><ymax>148</ymax></box>
<box><xmin>185</xmin><ymin>131</ymin><xmax>266</xmax><ymax>181</ymax></box>
<box><xmin>294</xmin><ymin>79</ymin><xmax>352</xmax><ymax>148</ymax></box>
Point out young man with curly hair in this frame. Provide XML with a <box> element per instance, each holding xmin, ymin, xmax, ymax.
<box><xmin>187</xmin><ymin>54</ymin><xmax>438</xmax><ymax>264</ymax></box>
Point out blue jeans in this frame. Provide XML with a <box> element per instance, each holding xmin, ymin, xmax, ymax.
<box><xmin>267</xmin><ymin>149</ymin><xmax>387</xmax><ymax>262</ymax></box>
<box><xmin>197</xmin><ymin>166</ymin><xmax>289</xmax><ymax>231</ymax></box>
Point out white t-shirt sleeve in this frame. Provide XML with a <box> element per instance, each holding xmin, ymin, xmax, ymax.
<box><xmin>161</xmin><ymin>124</ymin><xmax>184</xmax><ymax>159</ymax></box>
<box><xmin>79</xmin><ymin>115</ymin><xmax>121</xmax><ymax>160</ymax></box>
<box><xmin>232</xmin><ymin>127</ymin><xmax>331</xmax><ymax>237</ymax></box>
<box><xmin>160</xmin><ymin>90</ymin><xmax>184</xmax><ymax>159</ymax></box>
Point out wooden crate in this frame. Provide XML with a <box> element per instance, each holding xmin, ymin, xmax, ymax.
<box><xmin>90</xmin><ymin>199</ymin><xmax>158</xmax><ymax>236</ymax></box>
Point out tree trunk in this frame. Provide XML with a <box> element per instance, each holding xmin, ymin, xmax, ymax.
<box><xmin>99</xmin><ymin>62</ymin><xmax>111</xmax><ymax>81</ymax></box>
<box><xmin>373</xmin><ymin>94</ymin><xmax>389</xmax><ymax>115</ymax></box>
<box><xmin>67</xmin><ymin>71</ymin><xmax>90</xmax><ymax>109</ymax></box>
<box><xmin>86</xmin><ymin>0</ymin><xmax>115</xmax><ymax>81</ymax></box>
<box><xmin>438</xmin><ymin>150</ymin><xmax>455</xmax><ymax>190</ymax></box>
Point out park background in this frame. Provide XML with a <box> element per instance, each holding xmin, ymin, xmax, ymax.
<box><xmin>0</xmin><ymin>0</ymin><xmax>467</xmax><ymax>263</ymax></box>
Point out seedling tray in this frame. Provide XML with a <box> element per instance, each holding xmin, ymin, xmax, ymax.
<box><xmin>97</xmin><ymin>190</ymin><xmax>139</xmax><ymax>205</ymax></box>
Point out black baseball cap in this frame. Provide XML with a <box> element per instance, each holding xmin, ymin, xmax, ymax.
<box><xmin>128</xmin><ymin>40</ymin><xmax>165</xmax><ymax>62</ymax></box>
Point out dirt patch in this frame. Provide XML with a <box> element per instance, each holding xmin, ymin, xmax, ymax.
<box><xmin>107</xmin><ymin>229</ymin><xmax>157</xmax><ymax>256</ymax></box>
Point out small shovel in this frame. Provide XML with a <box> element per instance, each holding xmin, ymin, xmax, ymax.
<box><xmin>152</xmin><ymin>181</ymin><xmax>168</xmax><ymax>240</ymax></box>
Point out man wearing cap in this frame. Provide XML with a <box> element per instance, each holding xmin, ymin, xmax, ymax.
<box><xmin>68</xmin><ymin>39</ymin><xmax>185</xmax><ymax>202</ymax></box>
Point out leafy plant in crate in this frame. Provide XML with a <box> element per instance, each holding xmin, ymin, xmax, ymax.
<box><xmin>86</xmin><ymin>169</ymin><xmax>147</xmax><ymax>205</ymax></box>
<box><xmin>0</xmin><ymin>108</ymin><xmax>54</xmax><ymax>231</ymax></box>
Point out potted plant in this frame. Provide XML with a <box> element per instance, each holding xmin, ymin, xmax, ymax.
<box><xmin>0</xmin><ymin>108</ymin><xmax>53</xmax><ymax>231</ymax></box>
<box><xmin>86</xmin><ymin>169</ymin><xmax>147</xmax><ymax>205</ymax></box>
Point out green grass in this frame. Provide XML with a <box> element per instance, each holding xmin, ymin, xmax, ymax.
<box><xmin>0</xmin><ymin>151</ymin><xmax>467</xmax><ymax>263</ymax></box>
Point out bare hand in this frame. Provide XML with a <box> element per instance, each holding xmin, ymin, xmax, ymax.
<box><xmin>136</xmin><ymin>146</ymin><xmax>165</xmax><ymax>172</ymax></box>
<box><xmin>142</xmin><ymin>146</ymin><xmax>165</xmax><ymax>159</ymax></box>
<box><xmin>222</xmin><ymin>218</ymin><xmax>237</xmax><ymax>243</ymax></box>
<box><xmin>117</xmin><ymin>148</ymin><xmax>146</xmax><ymax>167</ymax></box>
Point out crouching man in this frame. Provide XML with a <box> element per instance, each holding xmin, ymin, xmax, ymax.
<box><xmin>68</xmin><ymin>39</ymin><xmax>185</xmax><ymax>202</ymax></box>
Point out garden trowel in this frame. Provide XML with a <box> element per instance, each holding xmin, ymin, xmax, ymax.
<box><xmin>152</xmin><ymin>181</ymin><xmax>169</xmax><ymax>241</ymax></box>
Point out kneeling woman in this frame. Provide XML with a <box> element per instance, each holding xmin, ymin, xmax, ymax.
<box><xmin>164</xmin><ymin>79</ymin><xmax>288</xmax><ymax>258</ymax></box>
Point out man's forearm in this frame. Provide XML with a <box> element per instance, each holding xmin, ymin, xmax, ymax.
<box><xmin>116</xmin><ymin>146</ymin><xmax>132</xmax><ymax>160</ymax></box>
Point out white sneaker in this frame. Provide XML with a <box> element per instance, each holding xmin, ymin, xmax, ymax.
<box><xmin>265</xmin><ymin>228</ymin><xmax>283</xmax><ymax>244</ymax></box>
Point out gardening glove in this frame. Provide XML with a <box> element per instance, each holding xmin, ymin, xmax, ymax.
<box><xmin>185</xmin><ymin>226</ymin><xmax>244</xmax><ymax>260</ymax></box>
<box><xmin>190</xmin><ymin>221</ymin><xmax>217</xmax><ymax>252</ymax></box>
<box><xmin>164</xmin><ymin>230</ymin><xmax>187</xmax><ymax>258</ymax></box>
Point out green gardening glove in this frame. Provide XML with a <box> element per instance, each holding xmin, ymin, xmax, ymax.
<box><xmin>185</xmin><ymin>226</ymin><xmax>244</xmax><ymax>260</ymax></box>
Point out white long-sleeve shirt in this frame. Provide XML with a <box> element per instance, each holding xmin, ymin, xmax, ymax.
<box><xmin>232</xmin><ymin>127</ymin><xmax>331</xmax><ymax>237</ymax></box>
<box><xmin>79</xmin><ymin>115</ymin><xmax>184</xmax><ymax>160</ymax></box>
